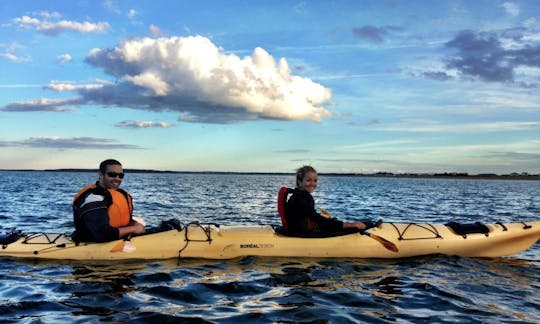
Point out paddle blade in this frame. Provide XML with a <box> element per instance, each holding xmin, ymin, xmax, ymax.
<box><xmin>110</xmin><ymin>240</ymin><xmax>125</xmax><ymax>252</ymax></box>
<box><xmin>110</xmin><ymin>239</ymin><xmax>137</xmax><ymax>253</ymax></box>
<box><xmin>122</xmin><ymin>241</ymin><xmax>136</xmax><ymax>253</ymax></box>
<box><xmin>110</xmin><ymin>233</ymin><xmax>133</xmax><ymax>252</ymax></box>
<box><xmin>363</xmin><ymin>231</ymin><xmax>399</xmax><ymax>253</ymax></box>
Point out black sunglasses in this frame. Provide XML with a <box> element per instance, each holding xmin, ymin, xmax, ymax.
<box><xmin>106</xmin><ymin>172</ymin><xmax>125</xmax><ymax>179</ymax></box>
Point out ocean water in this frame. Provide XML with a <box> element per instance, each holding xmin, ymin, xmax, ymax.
<box><xmin>0</xmin><ymin>171</ymin><xmax>538</xmax><ymax>323</ymax></box>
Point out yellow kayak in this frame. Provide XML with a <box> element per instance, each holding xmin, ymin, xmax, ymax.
<box><xmin>1</xmin><ymin>220</ymin><xmax>538</xmax><ymax>260</ymax></box>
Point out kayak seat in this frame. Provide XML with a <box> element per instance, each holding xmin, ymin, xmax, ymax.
<box><xmin>277</xmin><ymin>187</ymin><xmax>294</xmax><ymax>231</ymax></box>
<box><xmin>446</xmin><ymin>221</ymin><xmax>489</xmax><ymax>238</ymax></box>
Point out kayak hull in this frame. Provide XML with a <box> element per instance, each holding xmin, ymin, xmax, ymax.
<box><xmin>1</xmin><ymin>221</ymin><xmax>539</xmax><ymax>260</ymax></box>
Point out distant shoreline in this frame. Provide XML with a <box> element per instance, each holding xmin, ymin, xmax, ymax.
<box><xmin>1</xmin><ymin>169</ymin><xmax>539</xmax><ymax>180</ymax></box>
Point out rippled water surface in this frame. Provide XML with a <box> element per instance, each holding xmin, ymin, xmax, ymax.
<box><xmin>0</xmin><ymin>171</ymin><xmax>539</xmax><ymax>323</ymax></box>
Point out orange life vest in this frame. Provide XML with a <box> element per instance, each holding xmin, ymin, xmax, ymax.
<box><xmin>73</xmin><ymin>184</ymin><xmax>133</xmax><ymax>228</ymax></box>
<box><xmin>107</xmin><ymin>189</ymin><xmax>132</xmax><ymax>227</ymax></box>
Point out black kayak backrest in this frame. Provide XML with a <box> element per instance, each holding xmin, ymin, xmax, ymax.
<box><xmin>446</xmin><ymin>221</ymin><xmax>490</xmax><ymax>238</ymax></box>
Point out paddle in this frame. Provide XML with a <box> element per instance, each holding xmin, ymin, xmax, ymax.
<box><xmin>110</xmin><ymin>216</ymin><xmax>146</xmax><ymax>252</ymax></box>
<box><xmin>110</xmin><ymin>234</ymin><xmax>132</xmax><ymax>252</ymax></box>
<box><xmin>360</xmin><ymin>230</ymin><xmax>399</xmax><ymax>253</ymax></box>
<box><xmin>320</xmin><ymin>209</ymin><xmax>398</xmax><ymax>253</ymax></box>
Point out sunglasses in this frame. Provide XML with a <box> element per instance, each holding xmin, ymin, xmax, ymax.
<box><xmin>106</xmin><ymin>172</ymin><xmax>125</xmax><ymax>179</ymax></box>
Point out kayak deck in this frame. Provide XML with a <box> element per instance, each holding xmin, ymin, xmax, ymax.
<box><xmin>1</xmin><ymin>221</ymin><xmax>539</xmax><ymax>260</ymax></box>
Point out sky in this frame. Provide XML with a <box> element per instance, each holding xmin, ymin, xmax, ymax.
<box><xmin>1</xmin><ymin>0</ymin><xmax>539</xmax><ymax>174</ymax></box>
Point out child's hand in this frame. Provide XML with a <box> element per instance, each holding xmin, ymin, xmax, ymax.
<box><xmin>320</xmin><ymin>209</ymin><xmax>331</xmax><ymax>218</ymax></box>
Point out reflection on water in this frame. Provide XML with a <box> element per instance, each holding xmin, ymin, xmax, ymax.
<box><xmin>1</xmin><ymin>254</ymin><xmax>539</xmax><ymax>322</ymax></box>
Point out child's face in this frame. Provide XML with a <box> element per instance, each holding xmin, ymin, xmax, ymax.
<box><xmin>299</xmin><ymin>171</ymin><xmax>318</xmax><ymax>193</ymax></box>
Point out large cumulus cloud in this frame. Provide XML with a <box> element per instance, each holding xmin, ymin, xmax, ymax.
<box><xmin>6</xmin><ymin>35</ymin><xmax>332</xmax><ymax>123</ymax></box>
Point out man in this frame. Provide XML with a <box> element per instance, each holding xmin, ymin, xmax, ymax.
<box><xmin>72</xmin><ymin>159</ymin><xmax>145</xmax><ymax>243</ymax></box>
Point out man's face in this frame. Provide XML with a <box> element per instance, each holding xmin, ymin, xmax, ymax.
<box><xmin>99</xmin><ymin>164</ymin><xmax>124</xmax><ymax>190</ymax></box>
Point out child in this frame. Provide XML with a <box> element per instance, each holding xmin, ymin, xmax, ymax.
<box><xmin>285</xmin><ymin>165</ymin><xmax>381</xmax><ymax>236</ymax></box>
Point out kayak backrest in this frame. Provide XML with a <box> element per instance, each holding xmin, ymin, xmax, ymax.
<box><xmin>277</xmin><ymin>187</ymin><xmax>294</xmax><ymax>230</ymax></box>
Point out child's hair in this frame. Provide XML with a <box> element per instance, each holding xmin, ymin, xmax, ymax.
<box><xmin>296</xmin><ymin>165</ymin><xmax>317</xmax><ymax>187</ymax></box>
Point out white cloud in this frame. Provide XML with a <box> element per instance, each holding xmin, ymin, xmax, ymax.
<box><xmin>128</xmin><ymin>9</ymin><xmax>138</xmax><ymax>19</ymax></box>
<box><xmin>0</xmin><ymin>42</ymin><xmax>29</xmax><ymax>63</ymax></box>
<box><xmin>1</xmin><ymin>52</ymin><xmax>30</xmax><ymax>63</ymax></box>
<box><xmin>522</xmin><ymin>18</ymin><xmax>537</xmax><ymax>29</ymax></box>
<box><xmin>339</xmin><ymin>140</ymin><xmax>417</xmax><ymax>151</ymax></box>
<box><xmin>115</xmin><ymin>120</ymin><xmax>177</xmax><ymax>128</ymax></box>
<box><xmin>0</xmin><ymin>136</ymin><xmax>141</xmax><ymax>149</ymax></box>
<box><xmin>2</xmin><ymin>98</ymin><xmax>78</xmax><ymax>112</ymax></box>
<box><xmin>501</xmin><ymin>2</ymin><xmax>519</xmax><ymax>17</ymax></box>
<box><xmin>57</xmin><ymin>53</ymin><xmax>72</xmax><ymax>63</ymax></box>
<box><xmin>0</xmin><ymin>83</ymin><xmax>42</xmax><ymax>88</ymax></box>
<box><xmin>46</xmin><ymin>81</ymin><xmax>105</xmax><ymax>92</ymax></box>
<box><xmin>14</xmin><ymin>15</ymin><xmax>40</xmax><ymax>28</ymax></box>
<box><xmin>103</xmin><ymin>0</ymin><xmax>121</xmax><ymax>14</ymax></box>
<box><xmin>33</xmin><ymin>11</ymin><xmax>62</xmax><ymax>19</ymax></box>
<box><xmin>79</xmin><ymin>35</ymin><xmax>332</xmax><ymax>123</ymax></box>
<box><xmin>124</xmin><ymin>72</ymin><xmax>170</xmax><ymax>96</ymax></box>
<box><xmin>149</xmin><ymin>24</ymin><xmax>161</xmax><ymax>36</ymax></box>
<box><xmin>13</xmin><ymin>15</ymin><xmax>109</xmax><ymax>35</ymax></box>
<box><xmin>373</xmin><ymin>121</ymin><xmax>540</xmax><ymax>133</ymax></box>
<box><xmin>3</xmin><ymin>35</ymin><xmax>332</xmax><ymax>123</ymax></box>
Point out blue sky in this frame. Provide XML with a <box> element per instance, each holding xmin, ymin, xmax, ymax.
<box><xmin>1</xmin><ymin>0</ymin><xmax>539</xmax><ymax>174</ymax></box>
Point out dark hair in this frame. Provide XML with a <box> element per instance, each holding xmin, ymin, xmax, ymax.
<box><xmin>296</xmin><ymin>165</ymin><xmax>317</xmax><ymax>187</ymax></box>
<box><xmin>99</xmin><ymin>159</ymin><xmax>122</xmax><ymax>174</ymax></box>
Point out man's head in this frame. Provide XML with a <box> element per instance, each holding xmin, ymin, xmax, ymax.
<box><xmin>98</xmin><ymin>159</ymin><xmax>124</xmax><ymax>190</ymax></box>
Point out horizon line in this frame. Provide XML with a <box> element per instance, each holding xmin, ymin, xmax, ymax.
<box><xmin>1</xmin><ymin>168</ymin><xmax>539</xmax><ymax>179</ymax></box>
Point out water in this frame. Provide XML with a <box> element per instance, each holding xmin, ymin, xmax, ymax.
<box><xmin>0</xmin><ymin>171</ymin><xmax>539</xmax><ymax>323</ymax></box>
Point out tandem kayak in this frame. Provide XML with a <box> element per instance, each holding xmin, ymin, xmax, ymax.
<box><xmin>0</xmin><ymin>220</ymin><xmax>539</xmax><ymax>261</ymax></box>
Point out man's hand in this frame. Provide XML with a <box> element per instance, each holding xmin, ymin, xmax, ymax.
<box><xmin>131</xmin><ymin>221</ymin><xmax>145</xmax><ymax>235</ymax></box>
<box><xmin>118</xmin><ymin>221</ymin><xmax>145</xmax><ymax>238</ymax></box>
<box><xmin>132</xmin><ymin>216</ymin><xmax>146</xmax><ymax>226</ymax></box>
